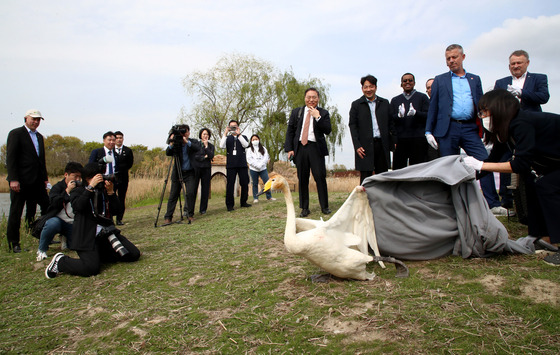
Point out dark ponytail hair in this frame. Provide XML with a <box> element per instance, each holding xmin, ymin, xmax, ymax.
<box><xmin>478</xmin><ymin>89</ymin><xmax>520</xmax><ymax>144</ymax></box>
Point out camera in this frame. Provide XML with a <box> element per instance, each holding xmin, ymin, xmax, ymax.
<box><xmin>102</xmin><ymin>174</ymin><xmax>116</xmax><ymax>183</ymax></box>
<box><xmin>71</xmin><ymin>180</ymin><xmax>83</xmax><ymax>187</ymax></box>
<box><xmin>98</xmin><ymin>225</ymin><xmax>129</xmax><ymax>257</ymax></box>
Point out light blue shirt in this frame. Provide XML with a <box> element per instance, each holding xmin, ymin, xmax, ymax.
<box><xmin>450</xmin><ymin>71</ymin><xmax>474</xmax><ymax>120</ymax></box>
<box><xmin>25</xmin><ymin>126</ymin><xmax>39</xmax><ymax>156</ymax></box>
<box><xmin>367</xmin><ymin>98</ymin><xmax>381</xmax><ymax>138</ymax></box>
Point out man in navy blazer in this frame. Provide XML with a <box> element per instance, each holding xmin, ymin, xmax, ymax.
<box><xmin>494</xmin><ymin>49</ymin><xmax>549</xmax><ymax>112</ymax></box>
<box><xmin>88</xmin><ymin>131</ymin><xmax>118</xmax><ymax>177</ymax></box>
<box><xmin>491</xmin><ymin>50</ymin><xmax>550</xmax><ymax>210</ymax></box>
<box><xmin>425</xmin><ymin>44</ymin><xmax>504</xmax><ymax>214</ymax></box>
<box><xmin>6</xmin><ymin>109</ymin><xmax>50</xmax><ymax>252</ymax></box>
<box><xmin>285</xmin><ymin>88</ymin><xmax>332</xmax><ymax>217</ymax></box>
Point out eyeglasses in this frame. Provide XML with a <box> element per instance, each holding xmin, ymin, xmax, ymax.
<box><xmin>402</xmin><ymin>79</ymin><xmax>414</xmax><ymax>83</ymax></box>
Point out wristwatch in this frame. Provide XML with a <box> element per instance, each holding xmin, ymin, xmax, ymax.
<box><xmin>85</xmin><ymin>185</ymin><xmax>94</xmax><ymax>192</ymax></box>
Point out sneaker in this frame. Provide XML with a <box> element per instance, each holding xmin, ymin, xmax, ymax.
<box><xmin>45</xmin><ymin>252</ymin><xmax>64</xmax><ymax>279</ymax></box>
<box><xmin>36</xmin><ymin>250</ymin><xmax>48</xmax><ymax>261</ymax></box>
<box><xmin>543</xmin><ymin>252</ymin><xmax>560</xmax><ymax>266</ymax></box>
<box><xmin>490</xmin><ymin>206</ymin><xmax>508</xmax><ymax>216</ymax></box>
<box><xmin>267</xmin><ymin>197</ymin><xmax>277</xmax><ymax>201</ymax></box>
<box><xmin>60</xmin><ymin>235</ymin><xmax>68</xmax><ymax>250</ymax></box>
<box><xmin>253</xmin><ymin>199</ymin><xmax>259</xmax><ymax>204</ymax></box>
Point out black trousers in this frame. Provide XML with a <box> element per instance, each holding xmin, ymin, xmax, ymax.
<box><xmin>7</xmin><ymin>181</ymin><xmax>49</xmax><ymax>247</ymax></box>
<box><xmin>225</xmin><ymin>167</ymin><xmax>249</xmax><ymax>209</ymax></box>
<box><xmin>524</xmin><ymin>169</ymin><xmax>560</xmax><ymax>243</ymax></box>
<box><xmin>165</xmin><ymin>168</ymin><xmax>196</xmax><ymax>219</ymax></box>
<box><xmin>115</xmin><ymin>177</ymin><xmax>129</xmax><ymax>221</ymax></box>
<box><xmin>195</xmin><ymin>167</ymin><xmax>211</xmax><ymax>213</ymax></box>
<box><xmin>295</xmin><ymin>142</ymin><xmax>329</xmax><ymax>210</ymax></box>
<box><xmin>359</xmin><ymin>139</ymin><xmax>389</xmax><ymax>185</ymax></box>
<box><xmin>392</xmin><ymin>137</ymin><xmax>428</xmax><ymax>170</ymax></box>
<box><xmin>58</xmin><ymin>234</ymin><xmax>140</xmax><ymax>277</ymax></box>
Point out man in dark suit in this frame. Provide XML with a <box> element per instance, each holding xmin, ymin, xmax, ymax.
<box><xmin>425</xmin><ymin>44</ymin><xmax>504</xmax><ymax>215</ymax></box>
<box><xmin>6</xmin><ymin>109</ymin><xmax>50</xmax><ymax>253</ymax></box>
<box><xmin>114</xmin><ymin>131</ymin><xmax>134</xmax><ymax>225</ymax></box>
<box><xmin>45</xmin><ymin>162</ymin><xmax>140</xmax><ymax>278</ymax></box>
<box><xmin>88</xmin><ymin>131</ymin><xmax>117</xmax><ymax>177</ymax></box>
<box><xmin>349</xmin><ymin>75</ymin><xmax>396</xmax><ymax>184</ymax></box>
<box><xmin>285</xmin><ymin>88</ymin><xmax>332</xmax><ymax>217</ymax></box>
<box><xmin>491</xmin><ymin>49</ymin><xmax>550</xmax><ymax>210</ymax></box>
<box><xmin>494</xmin><ymin>50</ymin><xmax>549</xmax><ymax>112</ymax></box>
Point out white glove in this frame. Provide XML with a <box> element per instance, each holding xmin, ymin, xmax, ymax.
<box><xmin>463</xmin><ymin>156</ymin><xmax>483</xmax><ymax>171</ymax></box>
<box><xmin>507</xmin><ymin>84</ymin><xmax>522</xmax><ymax>97</ymax></box>
<box><xmin>398</xmin><ymin>103</ymin><xmax>405</xmax><ymax>118</ymax></box>
<box><xmin>407</xmin><ymin>103</ymin><xmax>416</xmax><ymax>116</ymax></box>
<box><xmin>425</xmin><ymin>133</ymin><xmax>438</xmax><ymax>150</ymax></box>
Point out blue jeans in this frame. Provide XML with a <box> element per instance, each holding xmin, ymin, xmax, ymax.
<box><xmin>38</xmin><ymin>217</ymin><xmax>73</xmax><ymax>252</ymax></box>
<box><xmin>250</xmin><ymin>169</ymin><xmax>271</xmax><ymax>200</ymax></box>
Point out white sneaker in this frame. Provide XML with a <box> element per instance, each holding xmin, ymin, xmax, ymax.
<box><xmin>490</xmin><ymin>206</ymin><xmax>508</xmax><ymax>216</ymax></box>
<box><xmin>60</xmin><ymin>235</ymin><xmax>68</xmax><ymax>250</ymax></box>
<box><xmin>267</xmin><ymin>197</ymin><xmax>277</xmax><ymax>201</ymax></box>
<box><xmin>36</xmin><ymin>250</ymin><xmax>48</xmax><ymax>261</ymax></box>
<box><xmin>253</xmin><ymin>199</ymin><xmax>259</xmax><ymax>203</ymax></box>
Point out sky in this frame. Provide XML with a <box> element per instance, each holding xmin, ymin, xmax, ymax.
<box><xmin>1</xmin><ymin>0</ymin><xmax>559</xmax><ymax>169</ymax></box>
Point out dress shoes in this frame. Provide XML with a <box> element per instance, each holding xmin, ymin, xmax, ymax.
<box><xmin>240</xmin><ymin>203</ymin><xmax>252</xmax><ymax>208</ymax></box>
<box><xmin>321</xmin><ymin>208</ymin><xmax>332</xmax><ymax>215</ymax></box>
<box><xmin>12</xmin><ymin>244</ymin><xmax>22</xmax><ymax>253</ymax></box>
<box><xmin>299</xmin><ymin>209</ymin><xmax>310</xmax><ymax>217</ymax></box>
<box><xmin>116</xmin><ymin>220</ymin><xmax>124</xmax><ymax>226</ymax></box>
<box><xmin>227</xmin><ymin>207</ymin><xmax>235</xmax><ymax>212</ymax></box>
<box><xmin>163</xmin><ymin>218</ymin><xmax>172</xmax><ymax>226</ymax></box>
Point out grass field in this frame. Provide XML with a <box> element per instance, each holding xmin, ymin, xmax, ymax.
<box><xmin>0</xmin><ymin>187</ymin><xmax>559</xmax><ymax>353</ymax></box>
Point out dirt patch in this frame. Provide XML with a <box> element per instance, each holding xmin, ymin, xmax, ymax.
<box><xmin>479</xmin><ymin>274</ymin><xmax>506</xmax><ymax>295</ymax></box>
<box><xmin>320</xmin><ymin>317</ymin><xmax>390</xmax><ymax>344</ymax></box>
<box><xmin>521</xmin><ymin>279</ymin><xmax>560</xmax><ymax>306</ymax></box>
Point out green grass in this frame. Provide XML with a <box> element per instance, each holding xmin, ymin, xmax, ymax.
<box><xmin>0</xmin><ymin>191</ymin><xmax>559</xmax><ymax>354</ymax></box>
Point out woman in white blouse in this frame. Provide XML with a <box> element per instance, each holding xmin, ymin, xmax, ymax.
<box><xmin>246</xmin><ymin>134</ymin><xmax>276</xmax><ymax>203</ymax></box>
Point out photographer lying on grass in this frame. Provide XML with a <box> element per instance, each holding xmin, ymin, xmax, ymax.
<box><xmin>46</xmin><ymin>162</ymin><xmax>140</xmax><ymax>278</ymax></box>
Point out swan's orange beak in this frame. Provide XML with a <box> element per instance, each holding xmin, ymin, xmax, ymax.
<box><xmin>257</xmin><ymin>179</ymin><xmax>273</xmax><ymax>196</ymax></box>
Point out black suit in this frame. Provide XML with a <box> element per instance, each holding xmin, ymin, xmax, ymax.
<box><xmin>6</xmin><ymin>125</ymin><xmax>49</xmax><ymax>247</ymax></box>
<box><xmin>349</xmin><ymin>95</ymin><xmax>396</xmax><ymax>183</ymax></box>
<box><xmin>88</xmin><ymin>147</ymin><xmax>117</xmax><ymax>174</ymax></box>
<box><xmin>284</xmin><ymin>106</ymin><xmax>332</xmax><ymax>211</ymax></box>
<box><xmin>114</xmin><ymin>145</ymin><xmax>134</xmax><ymax>221</ymax></box>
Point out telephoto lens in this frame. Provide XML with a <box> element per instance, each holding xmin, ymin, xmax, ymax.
<box><xmin>107</xmin><ymin>234</ymin><xmax>129</xmax><ymax>257</ymax></box>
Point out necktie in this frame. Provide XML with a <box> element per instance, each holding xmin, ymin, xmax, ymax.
<box><xmin>108</xmin><ymin>151</ymin><xmax>114</xmax><ymax>175</ymax></box>
<box><xmin>301</xmin><ymin>110</ymin><xmax>311</xmax><ymax>145</ymax></box>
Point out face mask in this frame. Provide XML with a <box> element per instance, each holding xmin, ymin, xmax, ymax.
<box><xmin>252</xmin><ymin>140</ymin><xmax>260</xmax><ymax>147</ymax></box>
<box><xmin>482</xmin><ymin>116</ymin><xmax>492</xmax><ymax>132</ymax></box>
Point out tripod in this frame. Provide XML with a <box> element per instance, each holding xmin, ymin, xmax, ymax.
<box><xmin>154</xmin><ymin>151</ymin><xmax>191</xmax><ymax>227</ymax></box>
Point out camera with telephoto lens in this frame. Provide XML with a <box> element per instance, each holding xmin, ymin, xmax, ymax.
<box><xmin>71</xmin><ymin>180</ymin><xmax>83</xmax><ymax>187</ymax></box>
<box><xmin>102</xmin><ymin>174</ymin><xmax>116</xmax><ymax>182</ymax></box>
<box><xmin>98</xmin><ymin>225</ymin><xmax>129</xmax><ymax>257</ymax></box>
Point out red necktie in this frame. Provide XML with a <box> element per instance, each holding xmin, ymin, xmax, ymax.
<box><xmin>301</xmin><ymin>110</ymin><xmax>311</xmax><ymax>145</ymax></box>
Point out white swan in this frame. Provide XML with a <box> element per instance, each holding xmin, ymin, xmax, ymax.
<box><xmin>261</xmin><ymin>175</ymin><xmax>408</xmax><ymax>281</ymax></box>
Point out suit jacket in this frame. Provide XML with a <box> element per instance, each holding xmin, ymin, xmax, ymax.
<box><xmin>6</xmin><ymin>125</ymin><xmax>48</xmax><ymax>185</ymax></box>
<box><xmin>349</xmin><ymin>95</ymin><xmax>396</xmax><ymax>171</ymax></box>
<box><xmin>284</xmin><ymin>106</ymin><xmax>332</xmax><ymax>157</ymax></box>
<box><xmin>494</xmin><ymin>72</ymin><xmax>549</xmax><ymax>112</ymax></box>
<box><xmin>115</xmin><ymin>145</ymin><xmax>134</xmax><ymax>182</ymax></box>
<box><xmin>69</xmin><ymin>186</ymin><xmax>120</xmax><ymax>251</ymax></box>
<box><xmin>426</xmin><ymin>72</ymin><xmax>483</xmax><ymax>138</ymax></box>
<box><xmin>89</xmin><ymin>147</ymin><xmax>117</xmax><ymax>173</ymax></box>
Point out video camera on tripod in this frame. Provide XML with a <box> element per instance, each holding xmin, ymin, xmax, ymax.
<box><xmin>167</xmin><ymin>124</ymin><xmax>188</xmax><ymax>155</ymax></box>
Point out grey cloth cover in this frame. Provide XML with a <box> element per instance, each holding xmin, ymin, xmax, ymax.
<box><xmin>362</xmin><ymin>155</ymin><xmax>532</xmax><ymax>260</ymax></box>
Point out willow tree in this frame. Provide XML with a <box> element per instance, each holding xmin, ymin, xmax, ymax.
<box><xmin>182</xmin><ymin>54</ymin><xmax>344</xmax><ymax>168</ymax></box>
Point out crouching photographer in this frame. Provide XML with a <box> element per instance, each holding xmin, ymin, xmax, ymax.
<box><xmin>45</xmin><ymin>162</ymin><xmax>140</xmax><ymax>278</ymax></box>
